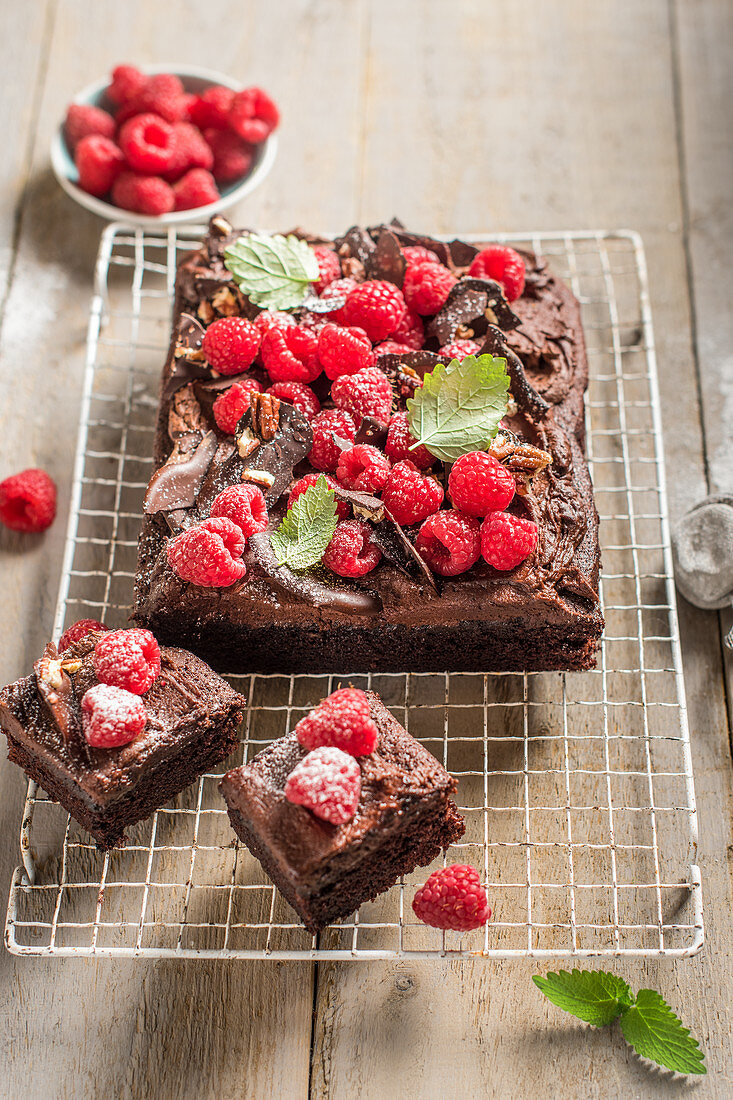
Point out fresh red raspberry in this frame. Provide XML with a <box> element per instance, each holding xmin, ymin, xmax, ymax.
<box><xmin>448</xmin><ymin>451</ymin><xmax>516</xmax><ymax>516</ymax></box>
<box><xmin>439</xmin><ymin>338</ymin><xmax>481</xmax><ymax>359</ymax></box>
<box><xmin>312</xmin><ymin>246</ymin><xmax>341</xmax><ymax>294</ymax></box>
<box><xmin>65</xmin><ymin>103</ymin><xmax>115</xmax><ymax>150</ymax></box>
<box><xmin>309</xmin><ymin>409</ymin><xmax>356</xmax><ymax>472</ymax></box>
<box><xmin>317</xmin><ymin>277</ymin><xmax>358</xmax><ymax>324</ymax></box>
<box><xmin>324</xmin><ymin>519</ymin><xmax>382</xmax><ymax>577</ymax></box>
<box><xmin>261</xmin><ymin>324</ymin><xmax>320</xmax><ymax>384</ymax></box>
<box><xmin>0</xmin><ymin>468</ymin><xmax>57</xmax><ymax>533</ymax></box>
<box><xmin>75</xmin><ymin>135</ymin><xmax>124</xmax><ymax>197</ymax></box>
<box><xmin>468</xmin><ymin>245</ymin><xmax>526</xmax><ymax>302</ymax></box>
<box><xmin>202</xmin><ymin>316</ymin><xmax>260</xmax><ymax>375</ymax></box>
<box><xmin>295</xmin><ymin>687</ymin><xmax>378</xmax><ymax>757</ymax></box>
<box><xmin>93</xmin><ymin>628</ymin><xmax>161</xmax><ymax>695</ymax></box>
<box><xmin>204</xmin><ymin>128</ymin><xmax>253</xmax><ymax>183</ymax></box>
<box><xmin>118</xmin><ymin>113</ymin><xmax>177</xmax><ymax>173</ymax></box>
<box><xmin>118</xmin><ymin>73</ymin><xmax>188</xmax><ymax>124</ymax></box>
<box><xmin>254</xmin><ymin>310</ymin><xmax>295</xmax><ymax>336</ymax></box>
<box><xmin>331</xmin><ymin>366</ymin><xmax>393</xmax><ymax>423</ymax></box>
<box><xmin>228</xmin><ymin>86</ymin><xmax>280</xmax><ymax>143</ymax></box>
<box><xmin>81</xmin><ymin>684</ymin><xmax>147</xmax><ymax>749</ymax></box>
<box><xmin>318</xmin><ymin>322</ymin><xmax>374</xmax><ymax>380</ymax></box>
<box><xmin>288</xmin><ymin>473</ymin><xmax>349</xmax><ymax>519</ymax></box>
<box><xmin>210</xmin><ymin>483</ymin><xmax>268</xmax><ymax>537</ymax></box>
<box><xmin>415</xmin><ymin>509</ymin><xmax>481</xmax><ymax>576</ymax></box>
<box><xmin>403</xmin><ymin>244</ymin><xmax>440</xmax><ymax>268</ymax></box>
<box><xmin>381</xmin><ymin>460</ymin><xmax>444</xmax><ymax>526</ymax></box>
<box><xmin>336</xmin><ymin>444</ymin><xmax>391</xmax><ymax>493</ymax></box>
<box><xmin>164</xmin><ymin>122</ymin><xmax>214</xmax><ymax>180</ymax></box>
<box><xmin>167</xmin><ymin>516</ymin><xmax>246</xmax><ymax>587</ymax></box>
<box><xmin>265</xmin><ymin>381</ymin><xmax>320</xmax><ymax>420</ymax></box>
<box><xmin>384</xmin><ymin>412</ymin><xmax>435</xmax><ymax>470</ymax></box>
<box><xmin>189</xmin><ymin>85</ymin><xmax>235</xmax><ymax>130</ymax></box>
<box><xmin>412</xmin><ymin>864</ymin><xmax>491</xmax><ymax>931</ymax></box>
<box><xmin>403</xmin><ymin>262</ymin><xmax>457</xmax><ymax>315</ymax></box>
<box><xmin>111</xmin><ymin>171</ymin><xmax>174</xmax><ymax>215</ymax></box>
<box><xmin>374</xmin><ymin>340</ymin><xmax>407</xmax><ymax>357</ymax></box>
<box><xmin>107</xmin><ymin>64</ymin><xmax>147</xmax><ymax>106</ymax></box>
<box><xmin>284</xmin><ymin>746</ymin><xmax>361</xmax><ymax>825</ymax></box>
<box><xmin>342</xmin><ymin>281</ymin><xmax>406</xmax><ymax>343</ymax></box>
<box><xmin>173</xmin><ymin>168</ymin><xmax>220</xmax><ymax>210</ymax></box>
<box><xmin>212</xmin><ymin>378</ymin><xmax>264</xmax><ymax>433</ymax></box>
<box><xmin>481</xmin><ymin>510</ymin><xmax>538</xmax><ymax>570</ymax></box>
<box><xmin>390</xmin><ymin>306</ymin><xmax>425</xmax><ymax>349</ymax></box>
<box><xmin>58</xmin><ymin>619</ymin><xmax>108</xmax><ymax>653</ymax></box>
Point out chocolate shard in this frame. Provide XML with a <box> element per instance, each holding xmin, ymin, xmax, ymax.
<box><xmin>481</xmin><ymin>325</ymin><xmax>550</xmax><ymax>420</ymax></box>
<box><xmin>428</xmin><ymin>278</ymin><xmax>520</xmax><ymax>345</ymax></box>
<box><xmin>162</xmin><ymin>359</ymin><xmax>213</xmax><ymax>403</ymax></box>
<box><xmin>237</xmin><ymin>402</ymin><xmax>313</xmax><ymax>503</ymax></box>
<box><xmin>144</xmin><ymin>431</ymin><xmax>219</xmax><ymax>514</ymax></box>
<box><xmin>168</xmin><ymin>383</ymin><xmax>208</xmax><ymax>440</ymax></box>
<box><xmin>354</xmin><ymin>416</ymin><xmax>389</xmax><ymax>449</ymax></box>
<box><xmin>447</xmin><ymin>239</ymin><xmax>480</xmax><ymax>268</ymax></box>
<box><xmin>386</xmin><ymin>227</ymin><xmax>452</xmax><ymax>268</ymax></box>
<box><xmin>175</xmin><ymin>312</ymin><xmax>206</xmax><ymax>359</ymax></box>
<box><xmin>34</xmin><ymin>644</ymin><xmax>80</xmax><ymax>743</ymax></box>
<box><xmin>379</xmin><ymin>351</ymin><xmax>443</xmax><ymax>389</ymax></box>
<box><xmin>334</xmin><ymin>226</ymin><xmax>376</xmax><ymax>266</ymax></box>
<box><xmin>366</xmin><ymin>228</ymin><xmax>407</xmax><ymax>287</ymax></box>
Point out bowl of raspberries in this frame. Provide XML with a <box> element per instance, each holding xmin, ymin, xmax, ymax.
<box><xmin>52</xmin><ymin>63</ymin><xmax>279</xmax><ymax>224</ymax></box>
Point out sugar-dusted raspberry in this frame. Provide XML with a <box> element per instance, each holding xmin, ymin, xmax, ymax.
<box><xmin>93</xmin><ymin>628</ymin><xmax>161</xmax><ymax>695</ymax></box>
<box><xmin>167</xmin><ymin>516</ymin><xmax>246</xmax><ymax>587</ymax></box>
<box><xmin>75</xmin><ymin>135</ymin><xmax>124</xmax><ymax>197</ymax></box>
<box><xmin>481</xmin><ymin>510</ymin><xmax>537</xmax><ymax>570</ymax></box>
<box><xmin>0</xmin><ymin>468</ymin><xmax>57</xmax><ymax>533</ymax></box>
<box><xmin>284</xmin><ymin>746</ymin><xmax>361</xmax><ymax>825</ymax></box>
<box><xmin>228</xmin><ymin>86</ymin><xmax>280</xmax><ymax>143</ymax></box>
<box><xmin>260</xmin><ymin>324</ymin><xmax>321</xmax><ymax>384</ymax></box>
<box><xmin>203</xmin><ymin>316</ymin><xmax>260</xmax><ymax>375</ymax></box>
<box><xmin>384</xmin><ymin>411</ymin><xmax>435</xmax><ymax>470</ymax></box>
<box><xmin>331</xmin><ymin>366</ymin><xmax>393</xmax><ymax>423</ymax></box>
<box><xmin>390</xmin><ymin>306</ymin><xmax>425</xmax><ymax>349</ymax></box>
<box><xmin>112</xmin><ymin>171</ymin><xmax>174</xmax><ymax>215</ymax></box>
<box><xmin>266</xmin><ymin>381</ymin><xmax>320</xmax><ymax>420</ymax></box>
<box><xmin>403</xmin><ymin>262</ymin><xmax>457</xmax><ymax>315</ymax></box>
<box><xmin>439</xmin><ymin>338</ymin><xmax>481</xmax><ymax>359</ymax></box>
<box><xmin>317</xmin><ymin>323</ymin><xmax>374</xmax><ymax>381</ymax></box>
<box><xmin>81</xmin><ymin>684</ymin><xmax>147</xmax><ymax>749</ymax></box>
<box><xmin>309</xmin><ymin>409</ymin><xmax>356</xmax><ymax>472</ymax></box>
<box><xmin>412</xmin><ymin>864</ymin><xmax>491</xmax><ymax>931</ymax></box>
<box><xmin>403</xmin><ymin>244</ymin><xmax>440</xmax><ymax>268</ymax></box>
<box><xmin>317</xmin><ymin>276</ymin><xmax>357</xmax><ymax>323</ymax></box>
<box><xmin>374</xmin><ymin>340</ymin><xmax>407</xmax><ymax>357</ymax></box>
<box><xmin>312</xmin><ymin>246</ymin><xmax>341</xmax><ymax>294</ymax></box>
<box><xmin>118</xmin><ymin>73</ymin><xmax>188</xmax><ymax>124</ymax></box>
<box><xmin>173</xmin><ymin>167</ymin><xmax>220</xmax><ymax>210</ymax></box>
<box><xmin>336</xmin><ymin>444</ymin><xmax>391</xmax><ymax>493</ymax></box>
<box><xmin>210</xmin><ymin>483</ymin><xmax>268</xmax><ymax>538</ymax></box>
<box><xmin>448</xmin><ymin>451</ymin><xmax>516</xmax><ymax>516</ymax></box>
<box><xmin>295</xmin><ymin>687</ymin><xmax>378</xmax><ymax>757</ymax></box>
<box><xmin>189</xmin><ymin>85</ymin><xmax>235</xmax><ymax>130</ymax></box>
<box><xmin>288</xmin><ymin>472</ymin><xmax>349</xmax><ymax>519</ymax></box>
<box><xmin>415</xmin><ymin>509</ymin><xmax>481</xmax><ymax>576</ymax></box>
<box><xmin>324</xmin><ymin>518</ymin><xmax>382</xmax><ymax>577</ymax></box>
<box><xmin>212</xmin><ymin>378</ymin><xmax>263</xmax><ymax>433</ymax></box>
<box><xmin>118</xmin><ymin>113</ymin><xmax>177</xmax><ymax>173</ymax></box>
<box><xmin>203</xmin><ymin>128</ymin><xmax>254</xmax><ymax>183</ymax></box>
<box><xmin>107</xmin><ymin>64</ymin><xmax>147</xmax><ymax>106</ymax></box>
<box><xmin>58</xmin><ymin>619</ymin><xmax>108</xmax><ymax>654</ymax></box>
<box><xmin>254</xmin><ymin>310</ymin><xmax>295</xmax><ymax>337</ymax></box>
<box><xmin>468</xmin><ymin>245</ymin><xmax>526</xmax><ymax>302</ymax></box>
<box><xmin>65</xmin><ymin>103</ymin><xmax>115</xmax><ymax>150</ymax></box>
<box><xmin>342</xmin><ymin>281</ymin><xmax>406</xmax><ymax>343</ymax></box>
<box><xmin>381</xmin><ymin>460</ymin><xmax>444</xmax><ymax>526</ymax></box>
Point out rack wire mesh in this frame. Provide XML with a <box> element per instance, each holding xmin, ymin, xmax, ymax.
<box><xmin>5</xmin><ymin>225</ymin><xmax>702</xmax><ymax>959</ymax></box>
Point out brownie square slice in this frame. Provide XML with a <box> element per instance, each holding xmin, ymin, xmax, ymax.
<box><xmin>219</xmin><ymin>690</ymin><xmax>464</xmax><ymax>934</ymax></box>
<box><xmin>0</xmin><ymin>632</ymin><xmax>246</xmax><ymax>849</ymax></box>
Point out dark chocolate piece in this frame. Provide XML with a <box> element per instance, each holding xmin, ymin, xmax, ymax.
<box><xmin>429</xmin><ymin>277</ymin><xmax>519</xmax><ymax>345</ymax></box>
<box><xmin>144</xmin><ymin>431</ymin><xmax>218</xmax><ymax>515</ymax></box>
<box><xmin>366</xmin><ymin>228</ymin><xmax>407</xmax><ymax>286</ymax></box>
<box><xmin>236</xmin><ymin>402</ymin><xmax>313</xmax><ymax>503</ymax></box>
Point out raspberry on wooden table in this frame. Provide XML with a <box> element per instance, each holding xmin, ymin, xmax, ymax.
<box><xmin>390</xmin><ymin>305</ymin><xmax>424</xmax><ymax>349</ymax></box>
<box><xmin>323</xmin><ymin>519</ymin><xmax>383</xmax><ymax>577</ymax></box>
<box><xmin>266</xmin><ymin>381</ymin><xmax>320</xmax><ymax>421</ymax></box>
<box><xmin>439</xmin><ymin>338</ymin><xmax>481</xmax><ymax>359</ymax></box>
<box><xmin>112</xmin><ymin>171</ymin><xmax>174</xmax><ymax>215</ymax></box>
<box><xmin>381</xmin><ymin>460</ymin><xmax>444</xmax><ymax>526</ymax></box>
<box><xmin>468</xmin><ymin>245</ymin><xmax>526</xmax><ymax>302</ymax></box>
<box><xmin>75</xmin><ymin>135</ymin><xmax>124</xmax><ymax>197</ymax></box>
<box><xmin>212</xmin><ymin>378</ymin><xmax>263</xmax><ymax>434</ymax></box>
<box><xmin>412</xmin><ymin>864</ymin><xmax>491</xmax><ymax>931</ymax></box>
<box><xmin>107</xmin><ymin>64</ymin><xmax>147</xmax><ymax>106</ymax></box>
<box><xmin>228</xmin><ymin>86</ymin><xmax>280</xmax><ymax>143</ymax></box>
<box><xmin>318</xmin><ymin>322</ymin><xmax>375</xmax><ymax>380</ymax></box>
<box><xmin>202</xmin><ymin>316</ymin><xmax>260</xmax><ymax>375</ymax></box>
<box><xmin>260</xmin><ymin>324</ymin><xmax>321</xmax><ymax>383</ymax></box>
<box><xmin>189</xmin><ymin>85</ymin><xmax>235</xmax><ymax>130</ymax></box>
<box><xmin>384</xmin><ymin>411</ymin><xmax>435</xmax><ymax>470</ymax></box>
<box><xmin>173</xmin><ymin>168</ymin><xmax>220</xmax><ymax>210</ymax></box>
<box><xmin>331</xmin><ymin>366</ymin><xmax>393</xmax><ymax>423</ymax></box>
<box><xmin>210</xmin><ymin>483</ymin><xmax>268</xmax><ymax>538</ymax></box>
<box><xmin>295</xmin><ymin>687</ymin><xmax>378</xmax><ymax>757</ymax></box>
<box><xmin>480</xmin><ymin>510</ymin><xmax>538</xmax><ymax>570</ymax></box>
<box><xmin>402</xmin><ymin>244</ymin><xmax>440</xmax><ymax>268</ymax></box>
<box><xmin>336</xmin><ymin>444</ymin><xmax>391</xmax><ymax>493</ymax></box>
<box><xmin>415</xmin><ymin>509</ymin><xmax>481</xmax><ymax>576</ymax></box>
<box><xmin>58</xmin><ymin>619</ymin><xmax>108</xmax><ymax>653</ymax></box>
<box><xmin>342</xmin><ymin>280</ymin><xmax>406</xmax><ymax>343</ymax></box>
<box><xmin>64</xmin><ymin>103</ymin><xmax>115</xmax><ymax>150</ymax></box>
<box><xmin>204</xmin><ymin>128</ymin><xmax>254</xmax><ymax>183</ymax></box>
<box><xmin>448</xmin><ymin>451</ymin><xmax>516</xmax><ymax>516</ymax></box>
<box><xmin>308</xmin><ymin>409</ymin><xmax>356</xmax><ymax>472</ymax></box>
<box><xmin>81</xmin><ymin>684</ymin><xmax>147</xmax><ymax>749</ymax></box>
<box><xmin>312</xmin><ymin>246</ymin><xmax>342</xmax><ymax>294</ymax></box>
<box><xmin>284</xmin><ymin>746</ymin><xmax>361</xmax><ymax>825</ymax></box>
<box><xmin>167</xmin><ymin>516</ymin><xmax>246</xmax><ymax>587</ymax></box>
<box><xmin>118</xmin><ymin>113</ymin><xmax>177</xmax><ymax>174</ymax></box>
<box><xmin>0</xmin><ymin>468</ymin><xmax>57</xmax><ymax>533</ymax></box>
<box><xmin>288</xmin><ymin>473</ymin><xmax>349</xmax><ymax>520</ymax></box>
<box><xmin>93</xmin><ymin>628</ymin><xmax>161</xmax><ymax>695</ymax></box>
<box><xmin>403</xmin><ymin>261</ymin><xmax>457</xmax><ymax>315</ymax></box>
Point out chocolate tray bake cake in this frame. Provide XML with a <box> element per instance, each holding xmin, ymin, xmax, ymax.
<box><xmin>134</xmin><ymin>217</ymin><xmax>603</xmax><ymax>673</ymax></box>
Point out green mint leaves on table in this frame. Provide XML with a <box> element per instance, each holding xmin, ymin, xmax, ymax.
<box><xmin>224</xmin><ymin>233</ymin><xmax>320</xmax><ymax>311</ymax></box>
<box><xmin>533</xmin><ymin>969</ymin><xmax>706</xmax><ymax>1076</ymax></box>
<box><xmin>270</xmin><ymin>474</ymin><xmax>338</xmax><ymax>571</ymax></box>
<box><xmin>405</xmin><ymin>353</ymin><xmax>510</xmax><ymax>463</ymax></box>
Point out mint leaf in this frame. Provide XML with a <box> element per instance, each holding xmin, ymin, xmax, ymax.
<box><xmin>533</xmin><ymin>969</ymin><xmax>632</xmax><ymax>1027</ymax></box>
<box><xmin>405</xmin><ymin>354</ymin><xmax>510</xmax><ymax>462</ymax></box>
<box><xmin>619</xmin><ymin>990</ymin><xmax>706</xmax><ymax>1076</ymax></box>
<box><xmin>270</xmin><ymin>475</ymin><xmax>337</xmax><ymax>570</ymax></box>
<box><xmin>224</xmin><ymin>233</ymin><xmax>320</xmax><ymax>311</ymax></box>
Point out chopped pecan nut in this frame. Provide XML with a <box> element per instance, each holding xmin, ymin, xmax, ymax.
<box><xmin>339</xmin><ymin>256</ymin><xmax>365</xmax><ymax>281</ymax></box>
<box><xmin>210</xmin><ymin>215</ymin><xmax>233</xmax><ymax>237</ymax></box>
<box><xmin>241</xmin><ymin>468</ymin><xmax>276</xmax><ymax>489</ymax></box>
<box><xmin>197</xmin><ymin>300</ymin><xmax>215</xmax><ymax>324</ymax></box>
<box><xmin>250</xmin><ymin>392</ymin><xmax>281</xmax><ymax>441</ymax></box>
<box><xmin>237</xmin><ymin>427</ymin><xmax>260</xmax><ymax>459</ymax></box>
<box><xmin>489</xmin><ymin>429</ymin><xmax>551</xmax><ymax>475</ymax></box>
<box><xmin>211</xmin><ymin>287</ymin><xmax>240</xmax><ymax>317</ymax></box>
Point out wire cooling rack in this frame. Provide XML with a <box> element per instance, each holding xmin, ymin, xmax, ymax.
<box><xmin>5</xmin><ymin>225</ymin><xmax>702</xmax><ymax>959</ymax></box>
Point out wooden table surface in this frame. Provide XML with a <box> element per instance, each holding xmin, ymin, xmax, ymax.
<box><xmin>0</xmin><ymin>2</ymin><xmax>731</xmax><ymax>1097</ymax></box>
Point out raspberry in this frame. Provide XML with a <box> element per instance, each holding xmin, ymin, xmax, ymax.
<box><xmin>415</xmin><ymin>509</ymin><xmax>481</xmax><ymax>576</ymax></box>
<box><xmin>331</xmin><ymin>366</ymin><xmax>393</xmax><ymax>423</ymax></box>
<box><xmin>317</xmin><ymin>277</ymin><xmax>357</xmax><ymax>324</ymax></box>
<box><xmin>212</xmin><ymin>378</ymin><xmax>263</xmax><ymax>434</ymax></box>
<box><xmin>65</xmin><ymin>103</ymin><xmax>115</xmax><ymax>150</ymax></box>
<box><xmin>295</xmin><ymin>688</ymin><xmax>378</xmax><ymax>757</ymax></box>
<box><xmin>284</xmin><ymin>746</ymin><xmax>361</xmax><ymax>825</ymax></box>
<box><xmin>336</xmin><ymin>444</ymin><xmax>391</xmax><ymax>493</ymax></box>
<box><xmin>254</xmin><ymin>310</ymin><xmax>295</xmax><ymax>337</ymax></box>
<box><xmin>164</xmin><ymin>122</ymin><xmax>214</xmax><ymax>180</ymax></box>
<box><xmin>468</xmin><ymin>245</ymin><xmax>526</xmax><ymax>302</ymax></box>
<box><xmin>202</xmin><ymin>317</ymin><xmax>260</xmax><ymax>375</ymax></box>
<box><xmin>118</xmin><ymin>113</ymin><xmax>177</xmax><ymax>173</ymax></box>
<box><xmin>266</xmin><ymin>381</ymin><xmax>320</xmax><ymax>420</ymax></box>
<box><xmin>323</xmin><ymin>519</ymin><xmax>382</xmax><ymax>577</ymax></box>
<box><xmin>107</xmin><ymin>64</ymin><xmax>147</xmax><ymax>106</ymax></box>
<box><xmin>342</xmin><ymin>281</ymin><xmax>406</xmax><ymax>343</ymax></box>
<box><xmin>173</xmin><ymin>168</ymin><xmax>220</xmax><ymax>210</ymax></box>
<box><xmin>0</xmin><ymin>468</ymin><xmax>57</xmax><ymax>533</ymax></box>
<box><xmin>288</xmin><ymin>473</ymin><xmax>349</xmax><ymax>520</ymax></box>
<box><xmin>312</xmin><ymin>246</ymin><xmax>341</xmax><ymax>294</ymax></box>
<box><xmin>228</xmin><ymin>86</ymin><xmax>280</xmax><ymax>143</ymax></box>
<box><xmin>167</xmin><ymin>516</ymin><xmax>246</xmax><ymax>587</ymax></box>
<box><xmin>403</xmin><ymin>262</ymin><xmax>457</xmax><ymax>315</ymax></box>
<box><xmin>412</xmin><ymin>864</ymin><xmax>491</xmax><ymax>931</ymax></box>
<box><xmin>439</xmin><ymin>338</ymin><xmax>481</xmax><ymax>359</ymax></box>
<box><xmin>204</xmin><ymin>128</ymin><xmax>253</xmax><ymax>183</ymax></box>
<box><xmin>93</xmin><ymin>628</ymin><xmax>161</xmax><ymax>695</ymax></box>
<box><xmin>309</xmin><ymin>409</ymin><xmax>356</xmax><ymax>472</ymax></box>
<box><xmin>81</xmin><ymin>684</ymin><xmax>147</xmax><ymax>749</ymax></box>
<box><xmin>58</xmin><ymin>619</ymin><xmax>108</xmax><ymax>654</ymax></box>
<box><xmin>112</xmin><ymin>171</ymin><xmax>174</xmax><ymax>215</ymax></box>
<box><xmin>374</xmin><ymin>340</ymin><xmax>407</xmax><ymax>357</ymax></box>
<box><xmin>261</xmin><ymin>324</ymin><xmax>320</xmax><ymax>384</ymax></box>
<box><xmin>448</xmin><ymin>451</ymin><xmax>516</xmax><ymax>516</ymax></box>
<box><xmin>403</xmin><ymin>244</ymin><xmax>440</xmax><ymax>267</ymax></box>
<box><xmin>480</xmin><ymin>510</ymin><xmax>538</xmax><ymax>570</ymax></box>
<box><xmin>381</xmin><ymin>460</ymin><xmax>444</xmax><ymax>526</ymax></box>
<box><xmin>75</xmin><ymin>135</ymin><xmax>124</xmax><ymax>197</ymax></box>
<box><xmin>118</xmin><ymin>73</ymin><xmax>188</xmax><ymax>124</ymax></box>
<box><xmin>384</xmin><ymin>412</ymin><xmax>435</xmax><ymax>470</ymax></box>
<box><xmin>189</xmin><ymin>85</ymin><xmax>235</xmax><ymax>130</ymax></box>
<box><xmin>210</xmin><ymin>483</ymin><xmax>268</xmax><ymax>538</ymax></box>
<box><xmin>390</xmin><ymin>306</ymin><xmax>424</xmax><ymax>349</ymax></box>
<box><xmin>318</xmin><ymin>322</ymin><xmax>374</xmax><ymax>380</ymax></box>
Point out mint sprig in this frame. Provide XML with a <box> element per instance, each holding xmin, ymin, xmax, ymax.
<box><xmin>270</xmin><ymin>475</ymin><xmax>337</xmax><ymax>570</ymax></box>
<box><xmin>224</xmin><ymin>233</ymin><xmax>320</xmax><ymax>311</ymax></box>
<box><xmin>534</xmin><ymin>970</ymin><xmax>706</xmax><ymax>1076</ymax></box>
<box><xmin>405</xmin><ymin>353</ymin><xmax>510</xmax><ymax>462</ymax></box>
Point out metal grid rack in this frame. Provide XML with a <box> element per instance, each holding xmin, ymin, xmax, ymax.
<box><xmin>5</xmin><ymin>225</ymin><xmax>702</xmax><ymax>959</ymax></box>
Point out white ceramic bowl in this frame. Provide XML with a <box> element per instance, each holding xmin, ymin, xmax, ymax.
<box><xmin>51</xmin><ymin>64</ymin><xmax>277</xmax><ymax>226</ymax></box>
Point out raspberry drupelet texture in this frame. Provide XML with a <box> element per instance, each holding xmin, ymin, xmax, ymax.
<box><xmin>75</xmin><ymin>135</ymin><xmax>124</xmax><ymax>197</ymax></box>
<box><xmin>228</xmin><ymin>86</ymin><xmax>280</xmax><ymax>143</ymax></box>
<box><xmin>107</xmin><ymin>64</ymin><xmax>147</xmax><ymax>106</ymax></box>
<box><xmin>81</xmin><ymin>684</ymin><xmax>147</xmax><ymax>749</ymax></box>
<box><xmin>336</xmin><ymin>444</ymin><xmax>391</xmax><ymax>493</ymax></box>
<box><xmin>318</xmin><ymin>277</ymin><xmax>358</xmax><ymax>324</ymax></box>
<box><xmin>117</xmin><ymin>73</ymin><xmax>188</xmax><ymax>124</ymax></box>
<box><xmin>312</xmin><ymin>246</ymin><xmax>342</xmax><ymax>294</ymax></box>
<box><xmin>385</xmin><ymin>411</ymin><xmax>435</xmax><ymax>469</ymax></box>
<box><xmin>468</xmin><ymin>245</ymin><xmax>526</xmax><ymax>302</ymax></box>
<box><xmin>374</xmin><ymin>340</ymin><xmax>407</xmax><ymax>357</ymax></box>
<box><xmin>295</xmin><ymin>688</ymin><xmax>378</xmax><ymax>757</ymax></box>
<box><xmin>260</xmin><ymin>324</ymin><xmax>321</xmax><ymax>384</ymax></box>
<box><xmin>480</xmin><ymin>510</ymin><xmax>538</xmax><ymax>570</ymax></box>
<box><xmin>330</xmin><ymin>366</ymin><xmax>393</xmax><ymax>423</ymax></box>
<box><xmin>318</xmin><ymin>323</ymin><xmax>375</xmax><ymax>380</ymax></box>
<box><xmin>254</xmin><ymin>310</ymin><xmax>295</xmax><ymax>337</ymax></box>
<box><xmin>284</xmin><ymin>746</ymin><xmax>361</xmax><ymax>825</ymax></box>
<box><xmin>342</xmin><ymin>280</ymin><xmax>406</xmax><ymax>342</ymax></box>
<box><xmin>189</xmin><ymin>85</ymin><xmax>235</xmax><ymax>130</ymax></box>
<box><xmin>164</xmin><ymin>122</ymin><xmax>215</xmax><ymax>180</ymax></box>
<box><xmin>65</xmin><ymin>103</ymin><xmax>115</xmax><ymax>150</ymax></box>
<box><xmin>0</xmin><ymin>468</ymin><xmax>57</xmax><ymax>533</ymax></box>
<box><xmin>439</xmin><ymin>338</ymin><xmax>481</xmax><ymax>359</ymax></box>
<box><xmin>210</xmin><ymin>483</ymin><xmax>268</xmax><ymax>538</ymax></box>
<box><xmin>381</xmin><ymin>460</ymin><xmax>445</xmax><ymax>526</ymax></box>
<box><xmin>204</xmin><ymin>128</ymin><xmax>254</xmax><ymax>183</ymax></box>
<box><xmin>412</xmin><ymin>864</ymin><xmax>491</xmax><ymax>931</ymax></box>
<box><xmin>403</xmin><ymin>261</ymin><xmax>457</xmax><ymax>315</ymax></box>
<box><xmin>212</xmin><ymin>378</ymin><xmax>263</xmax><ymax>434</ymax></box>
<box><xmin>112</xmin><ymin>172</ymin><xmax>174</xmax><ymax>215</ymax></box>
<box><xmin>265</xmin><ymin>381</ymin><xmax>321</xmax><ymax>421</ymax></box>
<box><xmin>323</xmin><ymin>519</ymin><xmax>383</xmax><ymax>577</ymax></box>
<box><xmin>173</xmin><ymin>168</ymin><xmax>219</xmax><ymax>210</ymax></box>
<box><xmin>309</xmin><ymin>409</ymin><xmax>356</xmax><ymax>472</ymax></box>
<box><xmin>202</xmin><ymin>316</ymin><xmax>260</xmax><ymax>375</ymax></box>
<box><xmin>448</xmin><ymin>451</ymin><xmax>516</xmax><ymax>516</ymax></box>
<box><xmin>167</xmin><ymin>516</ymin><xmax>246</xmax><ymax>587</ymax></box>
<box><xmin>118</xmin><ymin>113</ymin><xmax>177</xmax><ymax>174</ymax></box>
<box><xmin>93</xmin><ymin>628</ymin><xmax>161</xmax><ymax>695</ymax></box>
<box><xmin>415</xmin><ymin>509</ymin><xmax>481</xmax><ymax>576</ymax></box>
<box><xmin>390</xmin><ymin>306</ymin><xmax>425</xmax><ymax>349</ymax></box>
<box><xmin>288</xmin><ymin>473</ymin><xmax>350</xmax><ymax>520</ymax></box>
<box><xmin>402</xmin><ymin>244</ymin><xmax>440</xmax><ymax>268</ymax></box>
<box><xmin>58</xmin><ymin>619</ymin><xmax>108</xmax><ymax>653</ymax></box>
